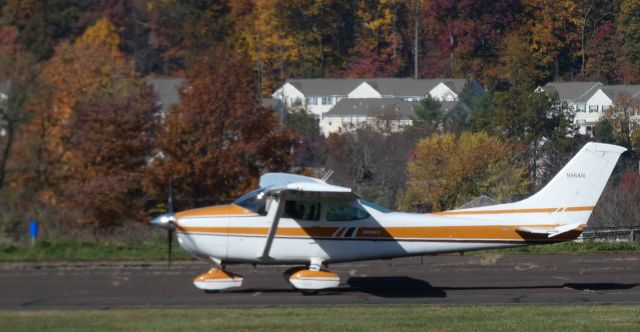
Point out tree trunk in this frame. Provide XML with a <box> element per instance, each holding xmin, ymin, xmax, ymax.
<box><xmin>0</xmin><ymin>122</ymin><xmax>14</xmax><ymax>189</ymax></box>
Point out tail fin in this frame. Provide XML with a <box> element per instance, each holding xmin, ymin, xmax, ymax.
<box><xmin>449</xmin><ymin>142</ymin><xmax>626</xmax><ymax>226</ymax></box>
<box><xmin>515</xmin><ymin>142</ymin><xmax>626</xmax><ymax>211</ymax></box>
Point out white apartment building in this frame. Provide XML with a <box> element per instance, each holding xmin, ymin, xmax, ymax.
<box><xmin>273</xmin><ymin>78</ymin><xmax>482</xmax><ymax>135</ymax></box>
<box><xmin>319</xmin><ymin>98</ymin><xmax>465</xmax><ymax>136</ymax></box>
<box><xmin>539</xmin><ymin>82</ymin><xmax>640</xmax><ymax>135</ymax></box>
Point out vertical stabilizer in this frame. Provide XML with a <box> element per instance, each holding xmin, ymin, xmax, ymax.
<box><xmin>515</xmin><ymin>142</ymin><xmax>626</xmax><ymax>211</ymax></box>
<box><xmin>450</xmin><ymin>142</ymin><xmax>626</xmax><ymax>226</ymax></box>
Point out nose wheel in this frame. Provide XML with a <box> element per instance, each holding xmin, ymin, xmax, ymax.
<box><xmin>193</xmin><ymin>267</ymin><xmax>243</xmax><ymax>292</ymax></box>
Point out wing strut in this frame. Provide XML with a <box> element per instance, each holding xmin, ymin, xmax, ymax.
<box><xmin>258</xmin><ymin>192</ymin><xmax>287</xmax><ymax>260</ymax></box>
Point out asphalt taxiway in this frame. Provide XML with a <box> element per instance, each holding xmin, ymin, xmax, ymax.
<box><xmin>1</xmin><ymin>254</ymin><xmax>639</xmax><ymax>308</ymax></box>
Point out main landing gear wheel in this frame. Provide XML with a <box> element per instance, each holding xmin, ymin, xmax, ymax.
<box><xmin>194</xmin><ymin>267</ymin><xmax>243</xmax><ymax>292</ymax></box>
<box><xmin>284</xmin><ymin>266</ymin><xmax>340</xmax><ymax>295</ymax></box>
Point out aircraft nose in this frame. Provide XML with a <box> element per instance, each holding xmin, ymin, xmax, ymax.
<box><xmin>150</xmin><ymin>213</ymin><xmax>176</xmax><ymax>230</ymax></box>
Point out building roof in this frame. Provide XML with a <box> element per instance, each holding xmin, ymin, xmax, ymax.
<box><xmin>324</xmin><ymin>98</ymin><xmax>417</xmax><ymax>119</ymax></box>
<box><xmin>541</xmin><ymin>81</ymin><xmax>603</xmax><ymax>101</ymax></box>
<box><xmin>283</xmin><ymin>78</ymin><xmax>472</xmax><ymax>97</ymax></box>
<box><xmin>324</xmin><ymin>98</ymin><xmax>464</xmax><ymax>120</ymax></box>
<box><xmin>146</xmin><ymin>77</ymin><xmax>185</xmax><ymax>112</ymax></box>
<box><xmin>598</xmin><ymin>85</ymin><xmax>640</xmax><ymax>101</ymax></box>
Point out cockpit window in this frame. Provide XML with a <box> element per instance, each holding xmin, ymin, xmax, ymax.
<box><xmin>326</xmin><ymin>202</ymin><xmax>370</xmax><ymax>221</ymax></box>
<box><xmin>233</xmin><ymin>188</ymin><xmax>267</xmax><ymax>215</ymax></box>
<box><xmin>358</xmin><ymin>199</ymin><xmax>391</xmax><ymax>213</ymax></box>
<box><xmin>284</xmin><ymin>200</ymin><xmax>320</xmax><ymax>221</ymax></box>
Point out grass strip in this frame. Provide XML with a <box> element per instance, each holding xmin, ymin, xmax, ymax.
<box><xmin>1</xmin><ymin>305</ymin><xmax>639</xmax><ymax>332</ymax></box>
<box><xmin>0</xmin><ymin>239</ymin><xmax>192</xmax><ymax>262</ymax></box>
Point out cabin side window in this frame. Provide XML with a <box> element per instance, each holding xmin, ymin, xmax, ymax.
<box><xmin>284</xmin><ymin>200</ymin><xmax>320</xmax><ymax>221</ymax></box>
<box><xmin>326</xmin><ymin>203</ymin><xmax>370</xmax><ymax>221</ymax></box>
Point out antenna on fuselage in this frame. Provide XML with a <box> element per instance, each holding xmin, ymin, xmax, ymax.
<box><xmin>321</xmin><ymin>170</ymin><xmax>334</xmax><ymax>183</ymax></box>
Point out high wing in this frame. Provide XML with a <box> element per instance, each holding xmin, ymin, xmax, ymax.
<box><xmin>259</xmin><ymin>172</ymin><xmax>358</xmax><ymax>201</ymax></box>
<box><xmin>257</xmin><ymin>173</ymin><xmax>359</xmax><ymax>260</ymax></box>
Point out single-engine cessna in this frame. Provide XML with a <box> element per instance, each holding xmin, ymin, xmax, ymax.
<box><xmin>150</xmin><ymin>142</ymin><xmax>625</xmax><ymax>293</ymax></box>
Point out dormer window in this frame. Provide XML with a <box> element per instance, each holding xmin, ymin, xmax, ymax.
<box><xmin>321</xmin><ymin>96</ymin><xmax>331</xmax><ymax>105</ymax></box>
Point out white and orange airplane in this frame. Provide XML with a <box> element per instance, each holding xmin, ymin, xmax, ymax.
<box><xmin>150</xmin><ymin>142</ymin><xmax>625</xmax><ymax>293</ymax></box>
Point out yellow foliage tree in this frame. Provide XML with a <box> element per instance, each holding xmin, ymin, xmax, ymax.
<box><xmin>522</xmin><ymin>0</ymin><xmax>581</xmax><ymax>77</ymax></box>
<box><xmin>400</xmin><ymin>132</ymin><xmax>530</xmax><ymax>212</ymax></box>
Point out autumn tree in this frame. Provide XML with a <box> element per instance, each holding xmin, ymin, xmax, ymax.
<box><xmin>79</xmin><ymin>0</ymin><xmax>166</xmax><ymax>75</ymax></box>
<box><xmin>585</xmin><ymin>22</ymin><xmax>621</xmax><ymax>83</ymax></box>
<box><xmin>62</xmin><ymin>86</ymin><xmax>158</xmax><ymax>228</ymax></box>
<box><xmin>0</xmin><ymin>25</ymin><xmax>39</xmax><ymax>189</ymax></box>
<box><xmin>594</xmin><ymin>93</ymin><xmax>640</xmax><ymax>153</ymax></box>
<box><xmin>522</xmin><ymin>0</ymin><xmax>581</xmax><ymax>79</ymax></box>
<box><xmin>618</xmin><ymin>0</ymin><xmax>640</xmax><ymax>83</ymax></box>
<box><xmin>419</xmin><ymin>0</ymin><xmax>523</xmax><ymax>79</ymax></box>
<box><xmin>1</xmin><ymin>0</ymin><xmax>95</xmax><ymax>60</ymax></box>
<box><xmin>325</xmin><ymin>128</ymin><xmax>414</xmax><ymax>209</ymax></box>
<box><xmin>400</xmin><ymin>132</ymin><xmax>530</xmax><ymax>212</ymax></box>
<box><xmin>145</xmin><ymin>47</ymin><xmax>297</xmax><ymax>206</ymax></box>
<box><xmin>148</xmin><ymin>0</ymin><xmax>234</xmax><ymax>73</ymax></box>
<box><xmin>347</xmin><ymin>0</ymin><xmax>408</xmax><ymax>77</ymax></box>
<box><xmin>252</xmin><ymin>0</ymin><xmax>357</xmax><ymax>94</ymax></box>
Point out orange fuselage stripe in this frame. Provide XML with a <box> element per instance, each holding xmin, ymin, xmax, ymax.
<box><xmin>432</xmin><ymin>206</ymin><xmax>593</xmax><ymax>216</ymax></box>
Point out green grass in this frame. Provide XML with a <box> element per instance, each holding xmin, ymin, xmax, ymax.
<box><xmin>0</xmin><ymin>239</ymin><xmax>639</xmax><ymax>262</ymax></box>
<box><xmin>486</xmin><ymin>241</ymin><xmax>640</xmax><ymax>254</ymax></box>
<box><xmin>1</xmin><ymin>305</ymin><xmax>639</xmax><ymax>332</ymax></box>
<box><xmin>0</xmin><ymin>238</ymin><xmax>191</xmax><ymax>262</ymax></box>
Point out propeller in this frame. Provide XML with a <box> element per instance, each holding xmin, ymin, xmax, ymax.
<box><xmin>150</xmin><ymin>178</ymin><xmax>176</xmax><ymax>267</ymax></box>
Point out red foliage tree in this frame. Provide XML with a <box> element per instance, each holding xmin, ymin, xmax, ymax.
<box><xmin>64</xmin><ymin>86</ymin><xmax>158</xmax><ymax>227</ymax></box>
<box><xmin>145</xmin><ymin>47</ymin><xmax>298</xmax><ymax>207</ymax></box>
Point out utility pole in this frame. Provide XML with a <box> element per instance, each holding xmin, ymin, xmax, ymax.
<box><xmin>414</xmin><ymin>1</ymin><xmax>420</xmax><ymax>79</ymax></box>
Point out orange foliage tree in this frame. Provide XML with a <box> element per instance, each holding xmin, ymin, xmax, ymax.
<box><xmin>400</xmin><ymin>132</ymin><xmax>530</xmax><ymax>212</ymax></box>
<box><xmin>145</xmin><ymin>47</ymin><xmax>298</xmax><ymax>207</ymax></box>
<box><xmin>12</xmin><ymin>18</ymin><xmax>158</xmax><ymax>227</ymax></box>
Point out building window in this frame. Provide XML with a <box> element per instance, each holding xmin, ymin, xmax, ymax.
<box><xmin>322</xmin><ymin>96</ymin><xmax>331</xmax><ymax>105</ymax></box>
<box><xmin>307</xmin><ymin>97</ymin><xmax>317</xmax><ymax>105</ymax></box>
<box><xmin>589</xmin><ymin>105</ymin><xmax>598</xmax><ymax>113</ymax></box>
<box><xmin>356</xmin><ymin>116</ymin><xmax>367</xmax><ymax>124</ymax></box>
<box><xmin>399</xmin><ymin>120</ymin><xmax>412</xmax><ymax>127</ymax></box>
<box><xmin>576</xmin><ymin>105</ymin><xmax>586</xmax><ymax>113</ymax></box>
<box><xmin>342</xmin><ymin>117</ymin><xmax>352</xmax><ymax>125</ymax></box>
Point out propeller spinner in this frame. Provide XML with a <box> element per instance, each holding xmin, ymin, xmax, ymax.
<box><xmin>149</xmin><ymin>179</ymin><xmax>176</xmax><ymax>266</ymax></box>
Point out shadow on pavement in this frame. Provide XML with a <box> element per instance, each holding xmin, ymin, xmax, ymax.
<box><xmin>214</xmin><ymin>280</ymin><xmax>638</xmax><ymax>298</ymax></box>
<box><xmin>344</xmin><ymin>276</ymin><xmax>447</xmax><ymax>298</ymax></box>
<box><xmin>563</xmin><ymin>283</ymin><xmax>639</xmax><ymax>291</ymax></box>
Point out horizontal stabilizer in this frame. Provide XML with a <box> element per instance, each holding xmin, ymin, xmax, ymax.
<box><xmin>516</xmin><ymin>223</ymin><xmax>584</xmax><ymax>238</ymax></box>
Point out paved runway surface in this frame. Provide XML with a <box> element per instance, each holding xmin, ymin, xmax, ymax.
<box><xmin>1</xmin><ymin>254</ymin><xmax>639</xmax><ymax>309</ymax></box>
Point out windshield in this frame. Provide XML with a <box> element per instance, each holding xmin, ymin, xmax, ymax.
<box><xmin>358</xmin><ymin>199</ymin><xmax>391</xmax><ymax>213</ymax></box>
<box><xmin>233</xmin><ymin>188</ymin><xmax>267</xmax><ymax>215</ymax></box>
